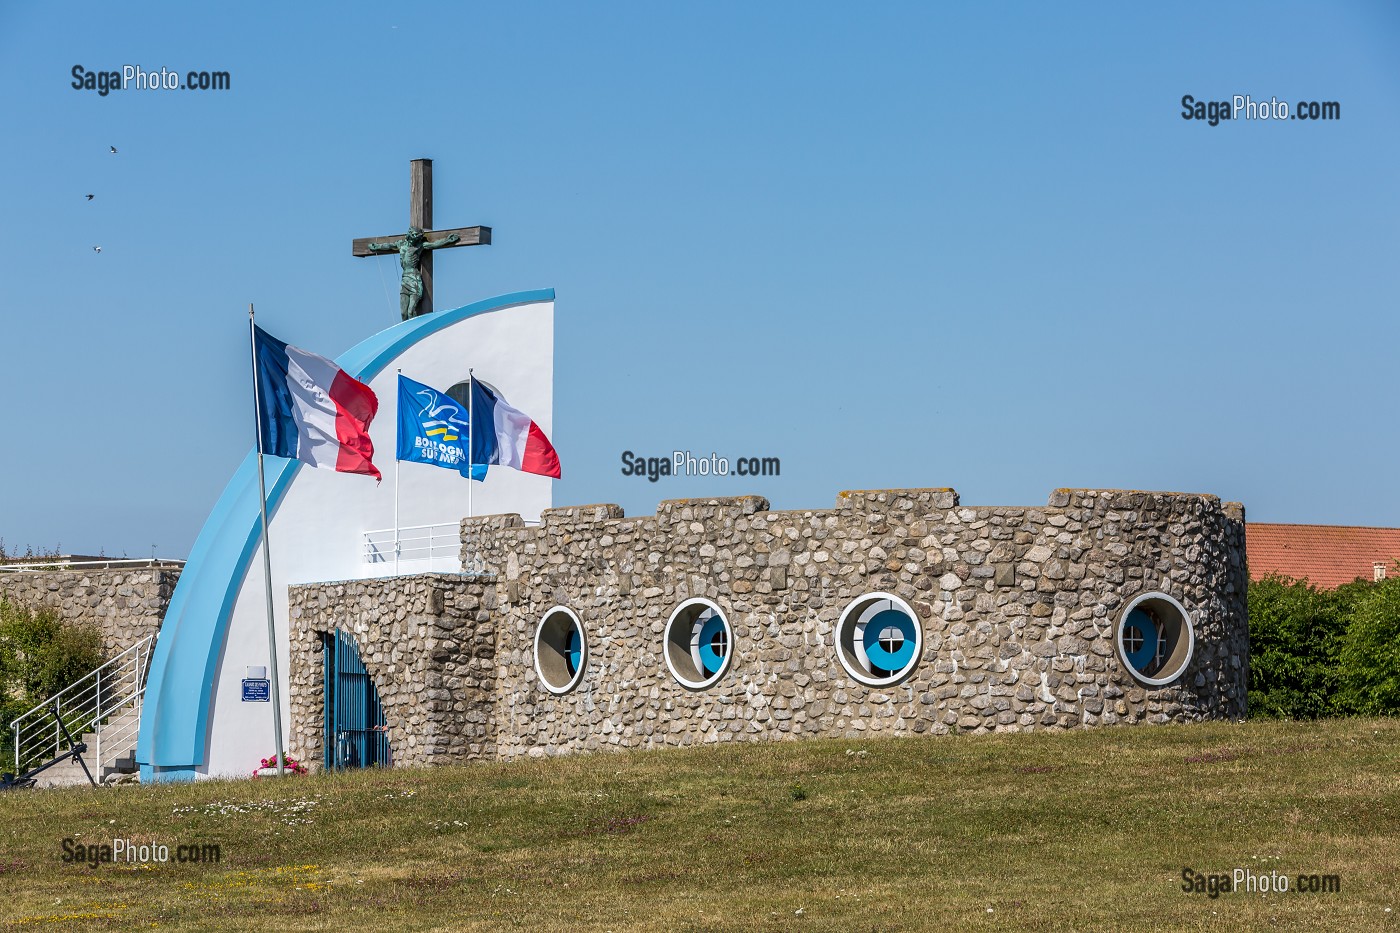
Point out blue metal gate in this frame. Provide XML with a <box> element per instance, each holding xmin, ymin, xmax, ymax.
<box><xmin>323</xmin><ymin>629</ymin><xmax>390</xmax><ymax>770</ymax></box>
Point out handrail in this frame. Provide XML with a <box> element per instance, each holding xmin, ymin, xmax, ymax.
<box><xmin>0</xmin><ymin>558</ymin><xmax>184</xmax><ymax>573</ymax></box>
<box><xmin>6</xmin><ymin>638</ymin><xmax>150</xmax><ymax>726</ymax></box>
<box><xmin>362</xmin><ymin>523</ymin><xmax>461</xmax><ymax>571</ymax></box>
<box><xmin>9</xmin><ymin>634</ymin><xmax>154</xmax><ymax>778</ymax></box>
<box><xmin>361</xmin><ymin>520</ymin><xmax>540</xmax><ymax>574</ymax></box>
<box><xmin>360</xmin><ymin>519</ymin><xmax>540</xmax><ymax>544</ymax></box>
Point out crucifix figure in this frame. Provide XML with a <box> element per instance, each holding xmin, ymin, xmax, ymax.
<box><xmin>352</xmin><ymin>158</ymin><xmax>491</xmax><ymax>320</ymax></box>
<box><xmin>367</xmin><ymin>226</ymin><xmax>459</xmax><ymax>320</ymax></box>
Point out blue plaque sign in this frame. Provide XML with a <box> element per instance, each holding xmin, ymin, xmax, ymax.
<box><xmin>241</xmin><ymin>678</ymin><xmax>271</xmax><ymax>702</ymax></box>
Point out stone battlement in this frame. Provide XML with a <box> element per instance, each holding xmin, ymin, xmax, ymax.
<box><xmin>288</xmin><ymin>487</ymin><xmax>1247</xmax><ymax>768</ymax></box>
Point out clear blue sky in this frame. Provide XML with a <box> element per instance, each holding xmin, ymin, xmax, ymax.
<box><xmin>2</xmin><ymin>2</ymin><xmax>1398</xmax><ymax>558</ymax></box>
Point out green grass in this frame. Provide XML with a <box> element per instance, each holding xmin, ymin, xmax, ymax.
<box><xmin>1</xmin><ymin>719</ymin><xmax>1397</xmax><ymax>931</ymax></box>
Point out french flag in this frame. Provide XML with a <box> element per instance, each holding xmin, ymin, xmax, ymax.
<box><xmin>470</xmin><ymin>378</ymin><xmax>561</xmax><ymax>479</ymax></box>
<box><xmin>253</xmin><ymin>325</ymin><xmax>381</xmax><ymax>480</ymax></box>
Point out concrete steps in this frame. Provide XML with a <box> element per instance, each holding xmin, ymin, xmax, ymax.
<box><xmin>31</xmin><ymin>705</ymin><xmax>141</xmax><ymax>789</ymax></box>
<box><xmin>10</xmin><ymin>636</ymin><xmax>153</xmax><ymax>790</ymax></box>
<box><xmin>98</xmin><ymin>704</ymin><xmax>141</xmax><ymax>781</ymax></box>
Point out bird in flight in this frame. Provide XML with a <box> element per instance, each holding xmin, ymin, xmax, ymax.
<box><xmin>85</xmin><ymin>194</ymin><xmax>95</xmax><ymax>201</ymax></box>
<box><xmin>93</xmin><ymin>246</ymin><xmax>102</xmax><ymax>253</ymax></box>
<box><xmin>109</xmin><ymin>146</ymin><xmax>118</xmax><ymax>154</ymax></box>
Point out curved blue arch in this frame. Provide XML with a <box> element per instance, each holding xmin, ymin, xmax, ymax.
<box><xmin>137</xmin><ymin>289</ymin><xmax>555</xmax><ymax>780</ymax></box>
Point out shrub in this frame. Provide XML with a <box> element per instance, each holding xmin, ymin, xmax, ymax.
<box><xmin>0</xmin><ymin>600</ymin><xmax>107</xmax><ymax>769</ymax></box>
<box><xmin>1335</xmin><ymin>578</ymin><xmax>1400</xmax><ymax>715</ymax></box>
<box><xmin>0</xmin><ymin>600</ymin><xmax>106</xmax><ymax>702</ymax></box>
<box><xmin>1247</xmin><ymin>574</ymin><xmax>1400</xmax><ymax>719</ymax></box>
<box><xmin>1247</xmin><ymin>575</ymin><xmax>1347</xmax><ymax>719</ymax></box>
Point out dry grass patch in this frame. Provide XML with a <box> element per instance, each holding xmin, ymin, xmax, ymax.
<box><xmin>0</xmin><ymin>718</ymin><xmax>1396</xmax><ymax>931</ymax></box>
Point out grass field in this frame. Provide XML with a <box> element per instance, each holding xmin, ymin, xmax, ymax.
<box><xmin>0</xmin><ymin>719</ymin><xmax>1396</xmax><ymax>931</ymax></box>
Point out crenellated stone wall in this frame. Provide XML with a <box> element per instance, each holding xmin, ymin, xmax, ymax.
<box><xmin>0</xmin><ymin>567</ymin><xmax>180</xmax><ymax>655</ymax></box>
<box><xmin>286</xmin><ymin>487</ymin><xmax>1248</xmax><ymax>768</ymax></box>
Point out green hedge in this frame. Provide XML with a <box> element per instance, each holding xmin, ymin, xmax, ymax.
<box><xmin>0</xmin><ymin>599</ymin><xmax>108</xmax><ymax>771</ymax></box>
<box><xmin>1248</xmin><ymin>574</ymin><xmax>1400</xmax><ymax>718</ymax></box>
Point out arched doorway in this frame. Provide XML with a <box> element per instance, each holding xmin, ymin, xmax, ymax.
<box><xmin>322</xmin><ymin>629</ymin><xmax>390</xmax><ymax>770</ymax></box>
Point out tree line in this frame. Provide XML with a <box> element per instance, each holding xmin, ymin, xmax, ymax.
<box><xmin>1248</xmin><ymin>572</ymin><xmax>1400</xmax><ymax>718</ymax></box>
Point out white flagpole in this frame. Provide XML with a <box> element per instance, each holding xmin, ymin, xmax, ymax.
<box><xmin>394</xmin><ymin>368</ymin><xmax>401</xmax><ymax>575</ymax></box>
<box><xmin>248</xmin><ymin>305</ymin><xmax>286</xmax><ymax>777</ymax></box>
<box><xmin>467</xmin><ymin>368</ymin><xmax>474</xmax><ymax>521</ymax></box>
<box><xmin>467</xmin><ymin>368</ymin><xmax>474</xmax><ymax>574</ymax></box>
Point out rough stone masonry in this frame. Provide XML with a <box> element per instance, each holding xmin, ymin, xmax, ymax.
<box><xmin>287</xmin><ymin>487</ymin><xmax>1248</xmax><ymax>768</ymax></box>
<box><xmin>0</xmin><ymin>568</ymin><xmax>179</xmax><ymax>656</ymax></box>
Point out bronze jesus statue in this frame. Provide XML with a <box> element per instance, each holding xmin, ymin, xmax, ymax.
<box><xmin>366</xmin><ymin>226</ymin><xmax>461</xmax><ymax>320</ymax></box>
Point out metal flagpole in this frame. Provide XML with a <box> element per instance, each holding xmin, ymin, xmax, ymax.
<box><xmin>394</xmin><ymin>368</ymin><xmax>401</xmax><ymax>575</ymax></box>
<box><xmin>466</xmin><ymin>369</ymin><xmax>474</xmax><ymax>574</ymax></box>
<box><xmin>467</xmin><ymin>369</ymin><xmax>474</xmax><ymax>520</ymax></box>
<box><xmin>248</xmin><ymin>305</ymin><xmax>287</xmax><ymax>777</ymax></box>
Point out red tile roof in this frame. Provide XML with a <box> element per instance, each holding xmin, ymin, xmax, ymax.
<box><xmin>1247</xmin><ymin>524</ymin><xmax>1400</xmax><ymax>589</ymax></box>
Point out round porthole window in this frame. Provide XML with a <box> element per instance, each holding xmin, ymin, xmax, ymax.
<box><xmin>534</xmin><ymin>606</ymin><xmax>586</xmax><ymax>695</ymax></box>
<box><xmin>663</xmin><ymin>598</ymin><xmax>733</xmax><ymax>689</ymax></box>
<box><xmin>1115</xmin><ymin>591</ymin><xmax>1194</xmax><ymax>686</ymax></box>
<box><xmin>835</xmin><ymin>592</ymin><xmax>923</xmax><ymax>687</ymax></box>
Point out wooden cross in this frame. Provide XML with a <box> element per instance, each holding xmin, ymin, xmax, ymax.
<box><xmin>352</xmin><ymin>158</ymin><xmax>491</xmax><ymax>318</ymax></box>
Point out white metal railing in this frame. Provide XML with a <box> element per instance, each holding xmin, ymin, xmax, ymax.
<box><xmin>362</xmin><ymin>523</ymin><xmax>463</xmax><ymax>571</ymax></box>
<box><xmin>361</xmin><ymin>521</ymin><xmax>541</xmax><ymax>575</ymax></box>
<box><xmin>0</xmin><ymin>558</ymin><xmax>184</xmax><ymax>573</ymax></box>
<box><xmin>9</xmin><ymin>634</ymin><xmax>154</xmax><ymax>778</ymax></box>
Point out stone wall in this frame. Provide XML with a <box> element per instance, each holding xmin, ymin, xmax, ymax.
<box><xmin>0</xmin><ymin>568</ymin><xmax>179</xmax><ymax>655</ymax></box>
<box><xmin>286</xmin><ymin>487</ymin><xmax>1248</xmax><ymax>768</ymax></box>
<box><xmin>287</xmin><ymin>573</ymin><xmax>498</xmax><ymax>769</ymax></box>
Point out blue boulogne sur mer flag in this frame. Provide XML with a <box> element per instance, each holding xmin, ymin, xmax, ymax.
<box><xmin>396</xmin><ymin>374</ymin><xmax>487</xmax><ymax>480</ymax></box>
